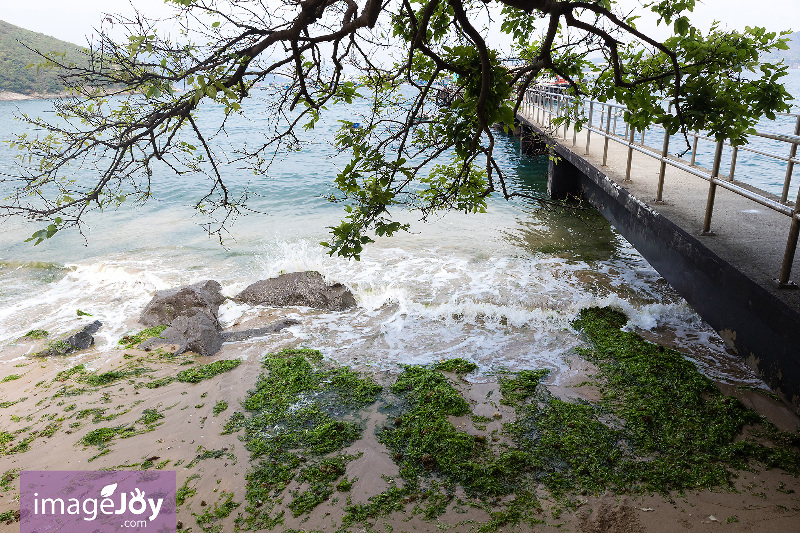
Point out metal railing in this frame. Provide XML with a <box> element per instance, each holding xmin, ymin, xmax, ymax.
<box><xmin>521</xmin><ymin>87</ymin><xmax>800</xmax><ymax>287</ymax></box>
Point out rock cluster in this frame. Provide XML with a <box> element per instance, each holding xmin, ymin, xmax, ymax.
<box><xmin>139</xmin><ymin>281</ymin><xmax>226</xmax><ymax>356</ymax></box>
<box><xmin>137</xmin><ymin>271</ymin><xmax>356</xmax><ymax>356</ymax></box>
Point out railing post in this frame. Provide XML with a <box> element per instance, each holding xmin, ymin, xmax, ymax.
<box><xmin>625</xmin><ymin>127</ymin><xmax>635</xmax><ymax>181</ymax></box>
<box><xmin>545</xmin><ymin>93</ymin><xmax>550</xmax><ymax>124</ymax></box>
<box><xmin>778</xmin><ymin>192</ymin><xmax>800</xmax><ymax>288</ymax></box>
<box><xmin>602</xmin><ymin>105</ymin><xmax>612</xmax><ymax>166</ymax></box>
<box><xmin>656</xmin><ymin>128</ymin><xmax>670</xmax><ymax>202</ymax></box>
<box><xmin>563</xmin><ymin>97</ymin><xmax>570</xmax><ymax>138</ymax></box>
<box><xmin>536</xmin><ymin>92</ymin><xmax>541</xmax><ymax>123</ymax></box>
<box><xmin>729</xmin><ymin>146</ymin><xmax>738</xmax><ymax>181</ymax></box>
<box><xmin>702</xmin><ymin>140</ymin><xmax>724</xmax><ymax>235</ymax></box>
<box><xmin>690</xmin><ymin>133</ymin><xmax>699</xmax><ymax>166</ymax></box>
<box><xmin>553</xmin><ymin>95</ymin><xmax>560</xmax><ymax>128</ymax></box>
<box><xmin>572</xmin><ymin>106</ymin><xmax>578</xmax><ymax>145</ymax></box>
<box><xmin>585</xmin><ymin>101</ymin><xmax>594</xmax><ymax>155</ymax></box>
<box><xmin>781</xmin><ymin>115</ymin><xmax>800</xmax><ymax>203</ymax></box>
<box><xmin>547</xmin><ymin>94</ymin><xmax>552</xmax><ymax>125</ymax></box>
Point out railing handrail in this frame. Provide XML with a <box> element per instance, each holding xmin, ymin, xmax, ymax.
<box><xmin>592</xmin><ymin>127</ymin><xmax>800</xmax><ymax>166</ymax></box>
<box><xmin>522</xmin><ymin>87</ymin><xmax>800</xmax><ymax>286</ymax></box>
<box><xmin>531</xmin><ymin>84</ymin><xmax>800</xmax><ymax>119</ymax></box>
<box><xmin>757</xmin><ymin>130</ymin><xmax>800</xmax><ymax>145</ymax></box>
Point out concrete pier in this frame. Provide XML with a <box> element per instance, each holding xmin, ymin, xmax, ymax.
<box><xmin>515</xmin><ymin>110</ymin><xmax>800</xmax><ymax>412</ymax></box>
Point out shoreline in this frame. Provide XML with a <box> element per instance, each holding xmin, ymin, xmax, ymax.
<box><xmin>0</xmin><ymin>88</ymin><xmax>137</xmax><ymax>102</ymax></box>
<box><xmin>0</xmin><ymin>90</ymin><xmax>69</xmax><ymax>102</ymax></box>
<box><xmin>1</xmin><ymin>306</ymin><xmax>798</xmax><ymax>532</ymax></box>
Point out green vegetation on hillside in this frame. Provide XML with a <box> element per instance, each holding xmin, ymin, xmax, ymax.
<box><xmin>0</xmin><ymin>19</ymin><xmax>86</xmax><ymax>95</ymax></box>
<box><xmin>766</xmin><ymin>31</ymin><xmax>800</xmax><ymax>69</ymax></box>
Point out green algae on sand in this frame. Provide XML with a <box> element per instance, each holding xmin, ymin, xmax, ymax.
<box><xmin>220</xmin><ymin>310</ymin><xmax>800</xmax><ymax>531</ymax></box>
<box><xmin>230</xmin><ymin>348</ymin><xmax>382</xmax><ymax>529</ymax></box>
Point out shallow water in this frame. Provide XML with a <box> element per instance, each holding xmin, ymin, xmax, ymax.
<box><xmin>0</xmin><ymin>84</ymin><xmax>781</xmax><ymax>388</ymax></box>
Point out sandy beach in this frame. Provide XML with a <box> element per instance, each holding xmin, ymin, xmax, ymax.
<box><xmin>0</xmin><ymin>91</ymin><xmax>68</xmax><ymax>101</ymax></box>
<box><xmin>1</xmin><ymin>309</ymin><xmax>798</xmax><ymax>533</ymax></box>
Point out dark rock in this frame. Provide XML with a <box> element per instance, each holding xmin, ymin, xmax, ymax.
<box><xmin>33</xmin><ymin>320</ymin><xmax>102</xmax><ymax>357</ymax></box>
<box><xmin>235</xmin><ymin>271</ymin><xmax>356</xmax><ymax>311</ymax></box>
<box><xmin>140</xmin><ymin>308</ymin><xmax>222</xmax><ymax>357</ymax></box>
<box><xmin>139</xmin><ymin>280</ymin><xmax>226</xmax><ymax>327</ymax></box>
<box><xmin>221</xmin><ymin>319</ymin><xmax>301</xmax><ymax>342</ymax></box>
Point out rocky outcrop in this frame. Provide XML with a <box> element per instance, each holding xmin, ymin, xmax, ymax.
<box><xmin>33</xmin><ymin>320</ymin><xmax>102</xmax><ymax>357</ymax></box>
<box><xmin>139</xmin><ymin>280</ymin><xmax>226</xmax><ymax>327</ymax></box>
<box><xmin>235</xmin><ymin>271</ymin><xmax>356</xmax><ymax>311</ymax></box>
<box><xmin>221</xmin><ymin>319</ymin><xmax>300</xmax><ymax>342</ymax></box>
<box><xmin>139</xmin><ymin>280</ymin><xmax>225</xmax><ymax>356</ymax></box>
<box><xmin>140</xmin><ymin>308</ymin><xmax>222</xmax><ymax>357</ymax></box>
<box><xmin>137</xmin><ymin>277</ymin><xmax>319</xmax><ymax>357</ymax></box>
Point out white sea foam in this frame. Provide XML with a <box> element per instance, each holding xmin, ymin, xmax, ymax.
<box><xmin>0</xmin><ymin>223</ymin><xmax>763</xmax><ymax>386</ymax></box>
<box><xmin>0</xmin><ymin>258</ymin><xmax>209</xmax><ymax>349</ymax></box>
<box><xmin>175</xmin><ymin>236</ymin><xmax>755</xmax><ymax>384</ymax></box>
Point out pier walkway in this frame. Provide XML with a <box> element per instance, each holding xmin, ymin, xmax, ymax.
<box><xmin>515</xmin><ymin>89</ymin><xmax>800</xmax><ymax>410</ymax></box>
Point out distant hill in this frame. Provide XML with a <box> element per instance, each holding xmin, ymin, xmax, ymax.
<box><xmin>0</xmin><ymin>19</ymin><xmax>87</xmax><ymax>95</ymax></box>
<box><xmin>771</xmin><ymin>31</ymin><xmax>800</xmax><ymax>68</ymax></box>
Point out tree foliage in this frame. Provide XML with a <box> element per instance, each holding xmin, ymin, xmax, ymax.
<box><xmin>1</xmin><ymin>0</ymin><xmax>793</xmax><ymax>258</ymax></box>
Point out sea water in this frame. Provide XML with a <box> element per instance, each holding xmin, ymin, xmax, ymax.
<box><xmin>1</xmin><ymin>74</ymin><xmax>797</xmax><ymax>386</ymax></box>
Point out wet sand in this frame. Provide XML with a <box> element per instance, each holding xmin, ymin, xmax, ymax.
<box><xmin>1</xmin><ymin>329</ymin><xmax>799</xmax><ymax>533</ymax></box>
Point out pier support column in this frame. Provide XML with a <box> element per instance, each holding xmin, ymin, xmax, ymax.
<box><xmin>519</xmin><ymin>127</ymin><xmax>548</xmax><ymax>157</ymax></box>
<box><xmin>547</xmin><ymin>155</ymin><xmax>582</xmax><ymax>200</ymax></box>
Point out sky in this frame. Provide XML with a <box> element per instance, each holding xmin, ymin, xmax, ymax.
<box><xmin>2</xmin><ymin>0</ymin><xmax>797</xmax><ymax>48</ymax></box>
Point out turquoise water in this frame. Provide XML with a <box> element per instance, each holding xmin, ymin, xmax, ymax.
<box><xmin>0</xmin><ymin>88</ymin><xmax>765</xmax><ymax>385</ymax></box>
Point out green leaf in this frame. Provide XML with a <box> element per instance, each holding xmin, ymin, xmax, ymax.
<box><xmin>674</xmin><ymin>17</ymin><xmax>690</xmax><ymax>36</ymax></box>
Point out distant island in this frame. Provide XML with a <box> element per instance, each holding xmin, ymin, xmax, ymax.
<box><xmin>0</xmin><ymin>19</ymin><xmax>87</xmax><ymax>99</ymax></box>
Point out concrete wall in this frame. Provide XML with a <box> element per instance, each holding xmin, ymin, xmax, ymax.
<box><xmin>527</xmin><ymin>123</ymin><xmax>800</xmax><ymax>412</ymax></box>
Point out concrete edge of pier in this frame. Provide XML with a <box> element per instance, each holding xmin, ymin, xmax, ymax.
<box><xmin>515</xmin><ymin>117</ymin><xmax>800</xmax><ymax>413</ymax></box>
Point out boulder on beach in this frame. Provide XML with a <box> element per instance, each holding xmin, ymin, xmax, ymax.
<box><xmin>235</xmin><ymin>271</ymin><xmax>356</xmax><ymax>311</ymax></box>
<box><xmin>138</xmin><ymin>280</ymin><xmax>225</xmax><ymax>357</ymax></box>
<box><xmin>221</xmin><ymin>318</ymin><xmax>301</xmax><ymax>342</ymax></box>
<box><xmin>139</xmin><ymin>280</ymin><xmax>226</xmax><ymax>327</ymax></box>
<box><xmin>140</xmin><ymin>308</ymin><xmax>222</xmax><ymax>357</ymax></box>
<box><xmin>33</xmin><ymin>320</ymin><xmax>102</xmax><ymax>357</ymax></box>
<box><xmin>137</xmin><ymin>277</ymin><xmax>316</xmax><ymax>357</ymax></box>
